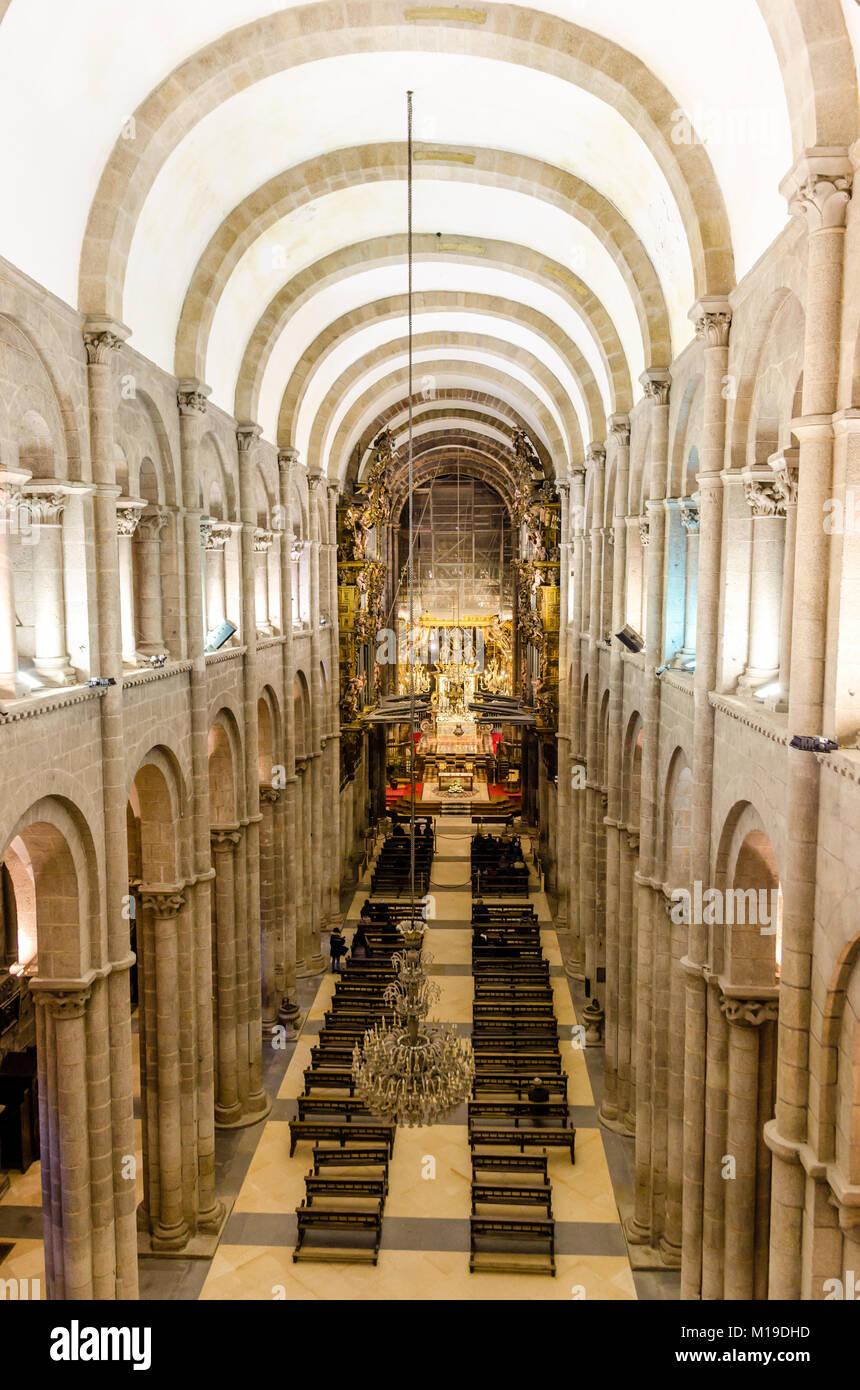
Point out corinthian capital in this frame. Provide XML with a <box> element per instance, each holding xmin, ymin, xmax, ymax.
<box><xmin>21</xmin><ymin>487</ymin><xmax>68</xmax><ymax>525</ymax></box>
<box><xmin>585</xmin><ymin>442</ymin><xmax>606</xmax><ymax>469</ymax></box>
<box><xmin>278</xmin><ymin>446</ymin><xmax>300</xmax><ymax>473</ymax></box>
<box><xmin>769</xmin><ymin>450</ymin><xmax>799</xmax><ymax>508</ymax></box>
<box><xmin>136</xmin><ymin>506</ymin><xmax>169</xmax><ymax>541</ymax></box>
<box><xmin>608</xmin><ymin>413</ymin><xmax>631</xmax><ymax>447</ymax></box>
<box><xmin>236</xmin><ymin>421</ymin><xmax>263</xmax><ymax>454</ymax></box>
<box><xmin>83</xmin><ymin>328</ymin><xmax>126</xmax><ymax>365</ymax></box>
<box><xmin>639</xmin><ymin>517</ymin><xmax>650</xmax><ymax>548</ymax></box>
<box><xmin>307</xmin><ymin>469</ymin><xmax>326</xmax><ymax>492</ymax></box>
<box><xmin>140</xmin><ymin>889</ymin><xmax>186</xmax><ymax>918</ymax></box>
<box><xmin>117</xmin><ymin>506</ymin><xmax>143</xmax><ymax>537</ymax></box>
<box><xmin>639</xmin><ymin>368</ymin><xmax>671</xmax><ymax>405</ymax></box>
<box><xmin>689</xmin><ymin>297</ymin><xmax>732</xmax><ymax>348</ymax></box>
<box><xmin>680</xmin><ymin>496</ymin><xmax>700</xmax><ymax>533</ymax></box>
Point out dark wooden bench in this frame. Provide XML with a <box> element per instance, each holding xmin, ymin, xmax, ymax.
<box><xmin>289</xmin><ymin>1120</ymin><xmax>395</xmax><ymax>1157</ymax></box>
<box><xmin>310</xmin><ymin>1046</ymin><xmax>356</xmax><ymax>1069</ymax></box>
<box><xmin>473</xmin><ymin>1074</ymin><xmax>568</xmax><ymax>1102</ymax></box>
<box><xmin>471</xmin><ymin>1182</ymin><xmax>553</xmax><ymax>1216</ymax></box>
<box><xmin>303</xmin><ymin>1068</ymin><xmax>355</xmax><ymax>1095</ymax></box>
<box><xmin>312</xmin><ymin>1144</ymin><xmax>390</xmax><ymax>1173</ymax></box>
<box><xmin>472</xmin><ymin>947</ymin><xmax>544</xmax><ymax>963</ymax></box>
<box><xmin>293</xmin><ymin>1204</ymin><xmax>383</xmax><ymax>1265</ymax></box>
<box><xmin>473</xmin><ymin>963</ymin><xmax>550</xmax><ymax>979</ymax></box>
<box><xmin>471</xmin><ymin>1018</ymin><xmax>558</xmax><ymax>1037</ymax></box>
<box><xmin>305</xmin><ymin>1173</ymin><xmax>387</xmax><ymax>1205</ymax></box>
<box><xmin>472</xmin><ymin>904</ymin><xmax>538</xmax><ymax>923</ymax></box>
<box><xmin>469</xmin><ymin>1124</ymin><xmax>576</xmax><ymax>1163</ymax></box>
<box><xmin>474</xmin><ymin>1052</ymin><xmax>563</xmax><ymax>1073</ymax></box>
<box><xmin>472</xmin><ymin>1002</ymin><xmax>556</xmax><ymax>1022</ymax></box>
<box><xmin>470</xmin><ymin>1152</ymin><xmax>548</xmax><ymax>1182</ymax></box>
<box><xmin>469</xmin><ymin>1215</ymin><xmax>556</xmax><ymax>1275</ymax></box>
<box><xmin>471</xmin><ymin>869</ymin><xmax>530</xmax><ymax>896</ymax></box>
<box><xmin>468</xmin><ymin>1099</ymin><xmax>570</xmax><ymax>1127</ymax></box>
<box><xmin>323</xmin><ymin>1009</ymin><xmax>393</xmax><ymax>1031</ymax></box>
<box><xmin>296</xmin><ymin>1095</ymin><xmax>368</xmax><ymax>1120</ymax></box>
<box><xmin>474</xmin><ymin>984</ymin><xmax>554</xmax><ymax>1002</ymax></box>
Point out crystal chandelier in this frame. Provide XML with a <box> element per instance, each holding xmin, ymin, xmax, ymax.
<box><xmin>352</xmin><ymin>925</ymin><xmax>474</xmax><ymax>1127</ymax></box>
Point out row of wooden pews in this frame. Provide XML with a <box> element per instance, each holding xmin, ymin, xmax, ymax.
<box><xmin>291</xmin><ymin>932</ymin><xmax>405</xmax><ymax>1265</ymax></box>
<box><xmin>467</xmin><ymin>885</ymin><xmax>575</xmax><ymax>1277</ymax></box>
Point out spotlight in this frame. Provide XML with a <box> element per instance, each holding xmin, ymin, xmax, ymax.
<box><xmin>87</xmin><ymin>677</ymin><xmax>117</xmax><ymax>687</ymax></box>
<box><xmin>656</xmin><ymin>664</ymin><xmax>668</xmax><ymax>676</ymax></box>
<box><xmin>143</xmin><ymin>653</ymin><xmax>167</xmax><ymax>668</ymax></box>
<box><xmin>616</xmin><ymin>624</ymin><xmax>644</xmax><ymax>653</ymax></box>
<box><xmin>205</xmin><ymin>620</ymin><xmax>237</xmax><ymax>651</ymax></box>
<box><xmin>789</xmin><ymin>734</ymin><xmax>838</xmax><ymax>753</ymax></box>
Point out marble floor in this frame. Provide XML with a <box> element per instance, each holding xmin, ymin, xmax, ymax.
<box><xmin>0</xmin><ymin>816</ymin><xmax>678</xmax><ymax>1300</ymax></box>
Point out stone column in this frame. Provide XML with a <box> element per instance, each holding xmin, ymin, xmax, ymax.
<box><xmin>32</xmin><ymin>985</ymin><xmax>94</xmax><ymax>1298</ymax></box>
<box><xmin>738</xmin><ymin>476</ymin><xmax>785</xmax><ymax>692</ymax></box>
<box><xmin>0</xmin><ymin>470</ymin><xmax>30</xmax><ymax>695</ymax></box>
<box><xmin>601</xmin><ymin>415</ymin><xmax>630</xmax><ymax>1127</ymax></box>
<box><xmin>203</xmin><ymin>523</ymin><xmax>231</xmax><ymax>633</ymax></box>
<box><xmin>133</xmin><ymin>505</ymin><xmax>168</xmax><ymax>657</ymax></box>
<box><xmin>767</xmin><ymin>154</ymin><xmax>853</xmax><ymax>1301</ymax></box>
<box><xmin>582</xmin><ymin>443</ymin><xmax>606</xmax><ymax>988</ymax></box>
<box><xmin>555</xmin><ymin>480</ymin><xmax>571</xmax><ymax>922</ymax></box>
<box><xmin>564</xmin><ymin>463</ymin><xmax>587</xmax><ymax>976</ymax></box>
<box><xmin>116</xmin><ymin>503</ymin><xmax>143</xmax><ymax>664</ymax></box>
<box><xmin>235</xmin><ymin>423</ymin><xmax>268</xmax><ymax>1121</ymax></box>
<box><xmin>253</xmin><ymin>529</ymin><xmax>274</xmax><ymax>635</ymax></box>
<box><xmin>681</xmin><ymin>300</ymin><xmax>732</xmax><ymax>1298</ymax></box>
<box><xmin>276</xmin><ymin>447</ymin><xmax>300</xmax><ymax>1022</ymax></box>
<box><xmin>83</xmin><ymin>320</ymin><xmax>139</xmax><ymax>1298</ymax></box>
<box><xmin>295</xmin><ymin>761</ymin><xmax>312</xmax><ymax>972</ymax></box>
<box><xmin>701</xmin><ymin>979</ymin><xmax>729</xmax><ymax>1299</ymax></box>
<box><xmin>677</xmin><ymin>496</ymin><xmax>700</xmax><ymax>663</ymax></box>
<box><xmin>22</xmin><ymin>486</ymin><xmax>76</xmax><ymax>683</ymax></box>
<box><xmin>139</xmin><ymin>887</ymin><xmax>189</xmax><ymax>1251</ymax></box>
<box><xmin>628</xmin><ymin>368</ymin><xmax>671</xmax><ymax>1250</ymax></box>
<box><xmin>176</xmin><ymin>382</ymin><xmax>221</xmax><ymax>1233</ymax></box>
<box><xmin>259</xmin><ymin>786</ymin><xmax>280</xmax><ymax>1034</ymax></box>
<box><xmin>210</xmin><ymin>828</ymin><xmax>241</xmax><ymax>1125</ymax></box>
<box><xmin>307</xmin><ymin>471</ymin><xmax>327</xmax><ymax>971</ymax></box>
<box><xmin>770</xmin><ymin>451</ymin><xmax>799</xmax><ymax>710</ymax></box>
<box><xmin>721</xmin><ymin>993</ymin><xmax>779</xmax><ymax>1300</ymax></box>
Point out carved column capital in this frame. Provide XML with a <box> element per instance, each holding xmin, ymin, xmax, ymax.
<box><xmin>639</xmin><ymin>368</ymin><xmax>671</xmax><ymax>404</ymax></box>
<box><xmin>31</xmin><ymin>985</ymin><xmax>92</xmax><ymax>1018</ymax></box>
<box><xmin>136</xmin><ymin>506</ymin><xmax>169</xmax><ymax>541</ymax></box>
<box><xmin>210</xmin><ymin>828</ymin><xmax>241</xmax><ymax>852</ymax></box>
<box><xmin>20</xmin><ymin>487</ymin><xmax>68</xmax><ymax>525</ymax></box>
<box><xmin>718</xmin><ymin>993</ymin><xmax>779</xmax><ymax>1027</ymax></box>
<box><xmin>236</xmin><ymin>421</ymin><xmax>263</xmax><ymax>454</ymax></box>
<box><xmin>83</xmin><ymin>318</ymin><xmax>129</xmax><ymax>365</ymax></box>
<box><xmin>608</xmin><ymin>413</ymin><xmax>631</xmax><ymax>447</ymax></box>
<box><xmin>204</xmin><ymin>522</ymin><xmax>232</xmax><ymax>552</ymax></box>
<box><xmin>278</xmin><ymin>446</ymin><xmax>301</xmax><ymax>472</ymax></box>
<box><xmin>177</xmin><ymin>379</ymin><xmax>210</xmax><ymax>416</ymax></box>
<box><xmin>585</xmin><ymin>442</ymin><xmax>606</xmax><ymax>469</ymax></box>
<box><xmin>140</xmin><ymin>889</ymin><xmax>187</xmax><ymax>918</ymax></box>
<box><xmin>782</xmin><ymin>156</ymin><xmax>853</xmax><ymax>232</ymax></box>
<box><xmin>254</xmin><ymin>528</ymin><xmax>274</xmax><ymax>553</ymax></box>
<box><xmin>639</xmin><ymin>517</ymin><xmax>650</xmax><ymax>548</ymax></box>
<box><xmin>744</xmin><ymin>477</ymin><xmax>786</xmax><ymax>518</ymax></box>
<box><xmin>689</xmin><ymin>297</ymin><xmax>733</xmax><ymax>348</ymax></box>
<box><xmin>117</xmin><ymin>505</ymin><xmax>144</xmax><ymax>537</ymax></box>
<box><xmin>680</xmin><ymin>496</ymin><xmax>700</xmax><ymax>533</ymax></box>
<box><xmin>768</xmin><ymin>449</ymin><xmax>799</xmax><ymax>507</ymax></box>
<box><xmin>259</xmin><ymin>785</ymin><xmax>281</xmax><ymax>806</ymax></box>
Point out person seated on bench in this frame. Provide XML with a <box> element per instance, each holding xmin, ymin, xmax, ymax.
<box><xmin>329</xmin><ymin>925</ymin><xmax>347</xmax><ymax>974</ymax></box>
<box><xmin>528</xmin><ymin>1076</ymin><xmax>551</xmax><ymax>1127</ymax></box>
<box><xmin>472</xmin><ymin>925</ymin><xmax>490</xmax><ymax>949</ymax></box>
<box><xmin>392</xmin><ymin>822</ymin><xmax>406</xmax><ymax>836</ymax></box>
<box><xmin>473</xmin><ymin>900</ymin><xmax>490</xmax><ymax>923</ymax></box>
<box><xmin>351</xmin><ymin>926</ymin><xmax>371</xmax><ymax>960</ymax></box>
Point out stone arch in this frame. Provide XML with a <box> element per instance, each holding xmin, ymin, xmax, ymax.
<box><xmin>293</xmin><ymin>670</ymin><xmax>311</xmax><ymax>761</ymax></box>
<box><xmin>1</xmin><ymin>796</ymin><xmax>100</xmax><ymax>981</ymax></box>
<box><xmin>275</xmin><ymin>291</ymin><xmax>606</xmax><ymax>448</ymax></box>
<box><xmin>257</xmin><ymin>684</ymin><xmax>282</xmax><ymax>784</ymax></box>
<box><xmin>728</xmin><ymin>286</ymin><xmax>805</xmax><ymax>472</ymax></box>
<box><xmin>234</xmin><ymin>234</ymin><xmax>634</xmax><ymax>425</ymax></box>
<box><xmin>659</xmin><ymin>746</ymin><xmax>693</xmax><ymax>885</ymax></box>
<box><xmin>712</xmin><ymin>799</ymin><xmax>781</xmax><ymax>987</ymax></box>
<box><xmin>622</xmin><ymin>712</ymin><xmax>644</xmax><ymax>829</ymax></box>
<box><xmin>756</xmin><ymin>0</ymin><xmax>858</xmax><ymax>157</ymax></box>
<box><xmin>78</xmin><ymin>4</ymin><xmax>731</xmax><ymax>323</ymax></box>
<box><xmin>299</xmin><ymin>328</ymin><xmax>582</xmax><ymax>472</ymax></box>
<box><xmin>207</xmin><ymin>711</ymin><xmax>241</xmax><ymax>826</ymax></box>
<box><xmin>0</xmin><ymin>302</ymin><xmax>84</xmax><ymax>481</ymax></box>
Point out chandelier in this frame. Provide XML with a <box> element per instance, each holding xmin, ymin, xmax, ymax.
<box><xmin>352</xmin><ymin>922</ymin><xmax>474</xmax><ymax>1127</ymax></box>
